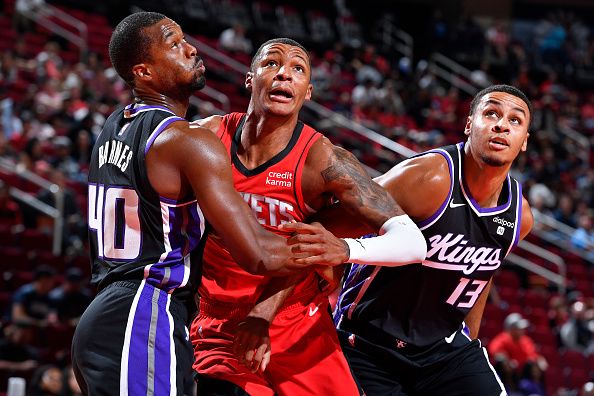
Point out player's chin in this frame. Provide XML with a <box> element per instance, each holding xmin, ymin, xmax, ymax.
<box><xmin>479</xmin><ymin>152</ymin><xmax>509</xmax><ymax>167</ymax></box>
<box><xmin>190</xmin><ymin>75</ymin><xmax>206</xmax><ymax>91</ymax></box>
<box><xmin>267</xmin><ymin>103</ymin><xmax>297</xmax><ymax>117</ymax></box>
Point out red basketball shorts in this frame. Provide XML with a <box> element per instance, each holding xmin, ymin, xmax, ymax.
<box><xmin>191</xmin><ymin>291</ymin><xmax>361</xmax><ymax>396</ymax></box>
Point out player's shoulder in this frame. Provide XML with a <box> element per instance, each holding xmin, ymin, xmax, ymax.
<box><xmin>308</xmin><ymin>136</ymin><xmax>355</xmax><ymax>163</ymax></box>
<box><xmin>379</xmin><ymin>151</ymin><xmax>451</xmax><ymax>189</ymax></box>
<box><xmin>152</xmin><ymin>118</ymin><xmax>225</xmax><ymax>158</ymax></box>
<box><xmin>189</xmin><ymin>115</ymin><xmax>224</xmax><ymax>134</ymax></box>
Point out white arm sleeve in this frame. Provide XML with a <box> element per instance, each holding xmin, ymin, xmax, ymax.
<box><xmin>343</xmin><ymin>215</ymin><xmax>427</xmax><ymax>266</ymax></box>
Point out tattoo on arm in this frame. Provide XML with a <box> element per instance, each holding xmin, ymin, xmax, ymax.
<box><xmin>321</xmin><ymin>146</ymin><xmax>404</xmax><ymax>229</ymax></box>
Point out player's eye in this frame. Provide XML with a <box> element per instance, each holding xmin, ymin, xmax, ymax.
<box><xmin>295</xmin><ymin>65</ymin><xmax>305</xmax><ymax>73</ymax></box>
<box><xmin>265</xmin><ymin>60</ymin><xmax>277</xmax><ymax>67</ymax></box>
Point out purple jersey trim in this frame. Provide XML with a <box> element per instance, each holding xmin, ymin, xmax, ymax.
<box><xmin>416</xmin><ymin>149</ymin><xmax>455</xmax><ymax>229</ymax></box>
<box><xmin>144</xmin><ymin>116</ymin><xmax>185</xmax><ymax>155</ymax></box>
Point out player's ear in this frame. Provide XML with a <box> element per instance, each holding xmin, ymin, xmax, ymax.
<box><xmin>521</xmin><ymin>131</ymin><xmax>529</xmax><ymax>152</ymax></box>
<box><xmin>132</xmin><ymin>64</ymin><xmax>151</xmax><ymax>81</ymax></box>
<box><xmin>245</xmin><ymin>72</ymin><xmax>253</xmax><ymax>92</ymax></box>
<box><xmin>463</xmin><ymin>116</ymin><xmax>472</xmax><ymax>136</ymax></box>
<box><xmin>305</xmin><ymin>83</ymin><xmax>313</xmax><ymax>101</ymax></box>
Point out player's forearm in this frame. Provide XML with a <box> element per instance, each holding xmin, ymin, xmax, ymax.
<box><xmin>310</xmin><ymin>202</ymin><xmax>374</xmax><ymax>238</ymax></box>
<box><xmin>248</xmin><ymin>275</ymin><xmax>303</xmax><ymax>322</ymax></box>
<box><xmin>343</xmin><ymin>215</ymin><xmax>427</xmax><ymax>266</ymax></box>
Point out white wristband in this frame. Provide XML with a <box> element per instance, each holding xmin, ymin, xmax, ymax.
<box><xmin>343</xmin><ymin>214</ymin><xmax>427</xmax><ymax>266</ymax></box>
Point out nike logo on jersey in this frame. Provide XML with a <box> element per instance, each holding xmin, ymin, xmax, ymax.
<box><xmin>449</xmin><ymin>199</ymin><xmax>465</xmax><ymax>209</ymax></box>
<box><xmin>444</xmin><ymin>331</ymin><xmax>456</xmax><ymax>344</ymax></box>
<box><xmin>308</xmin><ymin>305</ymin><xmax>319</xmax><ymax>316</ymax></box>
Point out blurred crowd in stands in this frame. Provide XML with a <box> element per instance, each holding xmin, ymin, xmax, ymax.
<box><xmin>0</xmin><ymin>0</ymin><xmax>593</xmax><ymax>394</ymax></box>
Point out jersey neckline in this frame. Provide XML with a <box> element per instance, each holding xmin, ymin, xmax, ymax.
<box><xmin>457</xmin><ymin>142</ymin><xmax>512</xmax><ymax>215</ymax></box>
<box><xmin>231</xmin><ymin>114</ymin><xmax>304</xmax><ymax>177</ymax></box>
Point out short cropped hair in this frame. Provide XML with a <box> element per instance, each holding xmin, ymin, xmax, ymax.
<box><xmin>109</xmin><ymin>12</ymin><xmax>167</xmax><ymax>84</ymax></box>
<box><xmin>250</xmin><ymin>38</ymin><xmax>310</xmax><ymax>71</ymax></box>
<box><xmin>470</xmin><ymin>84</ymin><xmax>533</xmax><ymax>126</ymax></box>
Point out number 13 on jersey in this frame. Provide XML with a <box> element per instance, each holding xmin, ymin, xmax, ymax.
<box><xmin>89</xmin><ymin>184</ymin><xmax>141</xmax><ymax>260</ymax></box>
<box><xmin>446</xmin><ymin>277</ymin><xmax>488</xmax><ymax>309</ymax></box>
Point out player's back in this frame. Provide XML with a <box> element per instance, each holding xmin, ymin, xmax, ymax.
<box><xmin>87</xmin><ymin>103</ymin><xmax>207</xmax><ymax>300</ymax></box>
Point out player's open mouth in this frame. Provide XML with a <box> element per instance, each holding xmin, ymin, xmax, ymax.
<box><xmin>489</xmin><ymin>137</ymin><xmax>509</xmax><ymax>150</ymax></box>
<box><xmin>269</xmin><ymin>88</ymin><xmax>294</xmax><ymax>103</ymax></box>
<box><xmin>196</xmin><ymin>59</ymin><xmax>205</xmax><ymax>73</ymax></box>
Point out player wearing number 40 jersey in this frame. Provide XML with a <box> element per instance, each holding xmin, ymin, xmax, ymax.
<box><xmin>313</xmin><ymin>84</ymin><xmax>535</xmax><ymax>395</ymax></box>
<box><xmin>72</xmin><ymin>13</ymin><xmax>352</xmax><ymax>396</ymax></box>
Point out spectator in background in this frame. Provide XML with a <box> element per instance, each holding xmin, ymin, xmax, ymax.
<box><xmin>582</xmin><ymin>382</ymin><xmax>594</xmax><ymax>396</ymax></box>
<box><xmin>61</xmin><ymin>366</ymin><xmax>82</xmax><ymax>396</ymax></box>
<box><xmin>581</xmin><ymin>94</ymin><xmax>594</xmax><ymax>132</ymax></box>
<box><xmin>351</xmin><ymin>78</ymin><xmax>379</xmax><ymax>109</ymax></box>
<box><xmin>28</xmin><ymin>364</ymin><xmax>63</xmax><ymax>396</ymax></box>
<box><xmin>49</xmin><ymin>268</ymin><xmax>92</xmax><ymax>326</ymax></box>
<box><xmin>49</xmin><ymin>136</ymin><xmax>80</xmax><ymax>182</ymax></box>
<box><xmin>553</xmin><ymin>193</ymin><xmax>577</xmax><ymax>228</ymax></box>
<box><xmin>560</xmin><ymin>300</ymin><xmax>594</xmax><ymax>354</ymax></box>
<box><xmin>34</xmin><ymin>80</ymin><xmax>64</xmax><ymax>117</ymax></box>
<box><xmin>571</xmin><ymin>213</ymin><xmax>594</xmax><ymax>261</ymax></box>
<box><xmin>0</xmin><ymin>321</ymin><xmax>39</xmax><ymax>375</ymax></box>
<box><xmin>34</xmin><ymin>42</ymin><xmax>63</xmax><ymax>81</ymax></box>
<box><xmin>517</xmin><ymin>361</ymin><xmax>546</xmax><ymax>396</ymax></box>
<box><xmin>11</xmin><ymin>265</ymin><xmax>58</xmax><ymax>327</ymax></box>
<box><xmin>485</xmin><ymin>21</ymin><xmax>510</xmax><ymax>61</ymax></box>
<box><xmin>36</xmin><ymin>169</ymin><xmax>85</xmax><ymax>251</ymax></box>
<box><xmin>13</xmin><ymin>0</ymin><xmax>45</xmax><ymax>33</ymax></box>
<box><xmin>219</xmin><ymin>23</ymin><xmax>253</xmax><ymax>54</ymax></box>
<box><xmin>489</xmin><ymin>313</ymin><xmax>547</xmax><ymax>391</ymax></box>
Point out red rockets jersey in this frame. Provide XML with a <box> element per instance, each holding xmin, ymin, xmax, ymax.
<box><xmin>198</xmin><ymin>113</ymin><xmax>323</xmax><ymax>304</ymax></box>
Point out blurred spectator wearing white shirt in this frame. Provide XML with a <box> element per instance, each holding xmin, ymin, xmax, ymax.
<box><xmin>219</xmin><ymin>23</ymin><xmax>253</xmax><ymax>54</ymax></box>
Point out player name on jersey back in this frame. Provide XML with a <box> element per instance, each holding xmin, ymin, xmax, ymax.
<box><xmin>97</xmin><ymin>139</ymin><xmax>134</xmax><ymax>173</ymax></box>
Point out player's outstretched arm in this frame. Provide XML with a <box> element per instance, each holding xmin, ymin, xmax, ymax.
<box><xmin>148</xmin><ymin>123</ymin><xmax>349</xmax><ymax>274</ymax></box>
<box><xmin>285</xmin><ymin>139</ymin><xmax>429</xmax><ymax>267</ymax></box>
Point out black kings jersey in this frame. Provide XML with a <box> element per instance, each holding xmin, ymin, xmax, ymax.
<box><xmin>87</xmin><ymin>103</ymin><xmax>207</xmax><ymax>301</ymax></box>
<box><xmin>335</xmin><ymin>142</ymin><xmax>523</xmax><ymax>350</ymax></box>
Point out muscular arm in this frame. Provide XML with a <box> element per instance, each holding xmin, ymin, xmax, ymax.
<box><xmin>304</xmin><ymin>138</ymin><xmax>404</xmax><ymax>230</ymax></box>
<box><xmin>147</xmin><ymin>122</ymin><xmax>346</xmax><ymax>274</ymax></box>
<box><xmin>519</xmin><ymin>196</ymin><xmax>534</xmax><ymax>240</ymax></box>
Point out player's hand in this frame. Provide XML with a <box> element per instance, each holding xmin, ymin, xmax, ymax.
<box><xmin>281</xmin><ymin>222</ymin><xmax>349</xmax><ymax>267</ymax></box>
<box><xmin>233</xmin><ymin>316</ymin><xmax>271</xmax><ymax>373</ymax></box>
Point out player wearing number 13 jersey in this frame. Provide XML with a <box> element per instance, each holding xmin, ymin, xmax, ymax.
<box><xmin>72</xmin><ymin>13</ymin><xmax>353</xmax><ymax>396</ymax></box>
<box><xmin>319</xmin><ymin>85</ymin><xmax>535</xmax><ymax>395</ymax></box>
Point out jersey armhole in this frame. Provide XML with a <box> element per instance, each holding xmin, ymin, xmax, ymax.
<box><xmin>416</xmin><ymin>149</ymin><xmax>455</xmax><ymax>230</ymax></box>
<box><xmin>144</xmin><ymin>116</ymin><xmax>186</xmax><ymax>155</ymax></box>
<box><xmin>293</xmin><ymin>131</ymin><xmax>322</xmax><ymax>216</ymax></box>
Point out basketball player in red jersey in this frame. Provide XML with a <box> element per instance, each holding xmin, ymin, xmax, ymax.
<box><xmin>189</xmin><ymin>38</ymin><xmax>427</xmax><ymax>395</ymax></box>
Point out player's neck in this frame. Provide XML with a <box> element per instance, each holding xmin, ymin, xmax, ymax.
<box><xmin>463</xmin><ymin>153</ymin><xmax>510</xmax><ymax>208</ymax></box>
<box><xmin>238</xmin><ymin>110</ymin><xmax>298</xmax><ymax>167</ymax></box>
<box><xmin>132</xmin><ymin>89</ymin><xmax>189</xmax><ymax>118</ymax></box>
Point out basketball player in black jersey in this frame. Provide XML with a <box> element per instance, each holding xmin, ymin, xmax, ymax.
<box><xmin>71</xmin><ymin>12</ymin><xmax>352</xmax><ymax>395</ymax></box>
<box><xmin>288</xmin><ymin>84</ymin><xmax>535</xmax><ymax>395</ymax></box>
